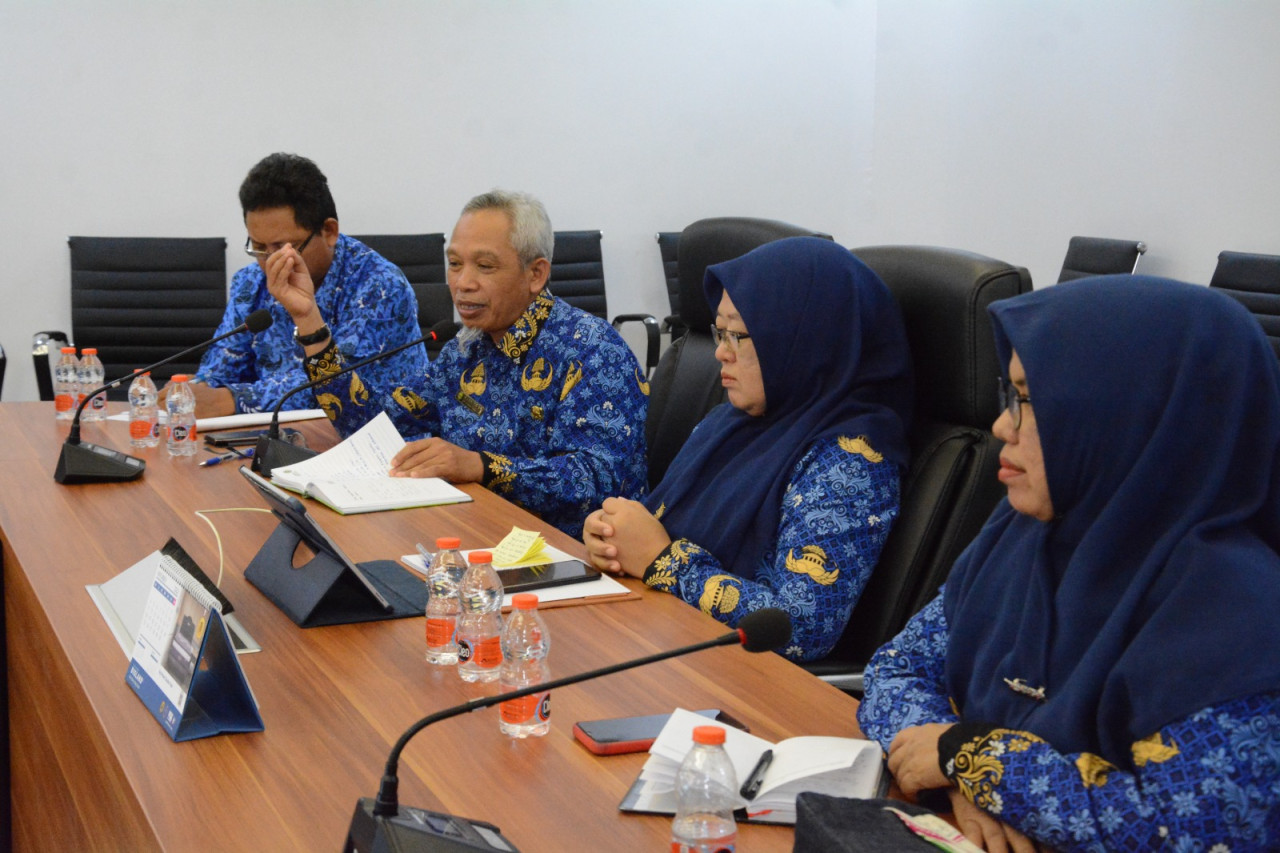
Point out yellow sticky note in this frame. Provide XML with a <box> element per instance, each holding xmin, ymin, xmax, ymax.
<box><xmin>491</xmin><ymin>527</ymin><xmax>550</xmax><ymax>568</ymax></box>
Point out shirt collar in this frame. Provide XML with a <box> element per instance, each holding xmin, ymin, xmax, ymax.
<box><xmin>495</xmin><ymin>290</ymin><xmax>556</xmax><ymax>362</ymax></box>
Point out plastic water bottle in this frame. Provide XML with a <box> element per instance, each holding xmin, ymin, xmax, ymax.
<box><xmin>671</xmin><ymin>726</ymin><xmax>739</xmax><ymax>853</ymax></box>
<box><xmin>78</xmin><ymin>348</ymin><xmax>106</xmax><ymax>421</ymax></box>
<box><xmin>53</xmin><ymin>347</ymin><xmax>80</xmax><ymax>421</ymax></box>
<box><xmin>456</xmin><ymin>550</ymin><xmax>504</xmax><ymax>682</ymax></box>
<box><xmin>425</xmin><ymin>537</ymin><xmax>468</xmax><ymax>665</ymax></box>
<box><xmin>127</xmin><ymin>370</ymin><xmax>160</xmax><ymax>448</ymax></box>
<box><xmin>166</xmin><ymin>374</ymin><xmax>198</xmax><ymax>456</ymax></box>
<box><xmin>498</xmin><ymin>593</ymin><xmax>551</xmax><ymax>737</ymax></box>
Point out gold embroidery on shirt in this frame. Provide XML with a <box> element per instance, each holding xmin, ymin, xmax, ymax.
<box><xmin>498</xmin><ymin>291</ymin><xmax>554</xmax><ymax>360</ymax></box>
<box><xmin>951</xmin><ymin>728</ymin><xmax>1046</xmax><ymax>814</ymax></box>
<box><xmin>348</xmin><ymin>372</ymin><xmax>369</xmax><ymax>406</ymax></box>
<box><xmin>785</xmin><ymin>545</ymin><xmax>838</xmax><ymax>585</ymax></box>
<box><xmin>560</xmin><ymin>360</ymin><xmax>584</xmax><ymax>402</ymax></box>
<box><xmin>486</xmin><ymin>453</ymin><xmax>516</xmax><ymax>491</ymax></box>
<box><xmin>654</xmin><ymin>502</ymin><xmax>666</xmax><ymax>520</ymax></box>
<box><xmin>392</xmin><ymin>387</ymin><xmax>430</xmax><ymax>415</ymax></box>
<box><xmin>698</xmin><ymin>575</ymin><xmax>742</xmax><ymax>615</ymax></box>
<box><xmin>521</xmin><ymin>357</ymin><xmax>553</xmax><ymax>393</ymax></box>
<box><xmin>635</xmin><ymin>365</ymin><xmax>650</xmax><ymax>396</ymax></box>
<box><xmin>838</xmin><ymin>435</ymin><xmax>884</xmax><ymax>463</ymax></box>
<box><xmin>315</xmin><ymin>392</ymin><xmax>342</xmax><ymax>420</ymax></box>
<box><xmin>1075</xmin><ymin>753</ymin><xmax>1116</xmax><ymax>788</ymax></box>
<box><xmin>460</xmin><ymin>362</ymin><xmax>487</xmax><ymax>397</ymax></box>
<box><xmin>531</xmin><ymin>405</ymin><xmax>544</xmax><ymax>421</ymax></box>
<box><xmin>1132</xmin><ymin>732</ymin><xmax>1180</xmax><ymax>767</ymax></box>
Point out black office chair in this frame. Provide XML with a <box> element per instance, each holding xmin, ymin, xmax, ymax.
<box><xmin>0</xmin><ymin>340</ymin><xmax>6</xmax><ymax>401</ymax></box>
<box><xmin>1209</xmin><ymin>250</ymin><xmax>1280</xmax><ymax>358</ymax></box>
<box><xmin>551</xmin><ymin>230</ymin><xmax>661</xmax><ymax>377</ymax></box>
<box><xmin>351</xmin><ymin>233</ymin><xmax>452</xmax><ymax>356</ymax></box>
<box><xmin>34</xmin><ymin>237</ymin><xmax>228</xmax><ymax>400</ymax></box>
<box><xmin>803</xmin><ymin>245</ymin><xmax>1031</xmax><ymax>694</ymax></box>
<box><xmin>656</xmin><ymin>231</ymin><xmax>685</xmax><ymax>341</ymax></box>
<box><xmin>645</xmin><ymin>217</ymin><xmax>833</xmax><ymax>490</ymax></box>
<box><xmin>1057</xmin><ymin>236</ymin><xmax>1146</xmax><ymax>283</ymax></box>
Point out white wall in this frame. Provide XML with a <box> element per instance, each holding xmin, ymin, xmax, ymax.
<box><xmin>0</xmin><ymin>0</ymin><xmax>878</xmax><ymax>402</ymax></box>
<box><xmin>868</xmin><ymin>2</ymin><xmax>1280</xmax><ymax>285</ymax></box>
<box><xmin>2</xmin><ymin>2</ymin><xmax>1278</xmax><ymax>403</ymax></box>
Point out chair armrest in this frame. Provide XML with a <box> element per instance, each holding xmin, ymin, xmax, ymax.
<box><xmin>611</xmin><ymin>313</ymin><xmax>661</xmax><ymax>378</ymax></box>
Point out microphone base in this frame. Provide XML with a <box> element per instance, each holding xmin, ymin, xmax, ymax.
<box><xmin>344</xmin><ymin>797</ymin><xmax>521</xmax><ymax>853</ymax></box>
<box><xmin>55</xmin><ymin>441</ymin><xmax>146</xmax><ymax>484</ymax></box>
<box><xmin>252</xmin><ymin>435</ymin><xmax>318</xmax><ymax>476</ymax></box>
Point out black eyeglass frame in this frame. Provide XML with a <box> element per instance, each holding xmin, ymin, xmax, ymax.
<box><xmin>710</xmin><ymin>325</ymin><xmax>753</xmax><ymax>350</ymax></box>
<box><xmin>997</xmin><ymin>376</ymin><xmax>1031</xmax><ymax>430</ymax></box>
<box><xmin>244</xmin><ymin>230</ymin><xmax>317</xmax><ymax>260</ymax></box>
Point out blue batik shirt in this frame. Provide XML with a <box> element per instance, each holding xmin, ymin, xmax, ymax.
<box><xmin>196</xmin><ymin>234</ymin><xmax>428</xmax><ymax>438</ymax></box>
<box><xmin>401</xmin><ymin>290</ymin><xmax>648</xmax><ymax>538</ymax></box>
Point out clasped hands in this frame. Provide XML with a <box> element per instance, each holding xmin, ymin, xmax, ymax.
<box><xmin>582</xmin><ymin>497</ymin><xmax>672</xmax><ymax>578</ymax></box>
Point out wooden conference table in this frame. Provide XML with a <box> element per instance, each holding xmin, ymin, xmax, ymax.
<box><xmin>2</xmin><ymin>403</ymin><xmax>864</xmax><ymax>851</ymax></box>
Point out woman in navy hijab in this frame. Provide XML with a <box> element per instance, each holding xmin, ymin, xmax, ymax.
<box><xmin>857</xmin><ymin>277</ymin><xmax>1280</xmax><ymax>851</ymax></box>
<box><xmin>582</xmin><ymin>237</ymin><xmax>913</xmax><ymax>661</ymax></box>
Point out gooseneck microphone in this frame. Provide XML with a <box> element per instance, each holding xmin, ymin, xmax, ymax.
<box><xmin>344</xmin><ymin>607</ymin><xmax>792</xmax><ymax>853</ymax></box>
<box><xmin>54</xmin><ymin>309</ymin><xmax>274</xmax><ymax>485</ymax></box>
<box><xmin>253</xmin><ymin>319</ymin><xmax>458</xmax><ymax>476</ymax></box>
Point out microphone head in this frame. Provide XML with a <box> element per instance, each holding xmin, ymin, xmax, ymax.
<box><xmin>428</xmin><ymin>319</ymin><xmax>461</xmax><ymax>345</ymax></box>
<box><xmin>737</xmin><ymin>608</ymin><xmax>791</xmax><ymax>653</ymax></box>
<box><xmin>245</xmin><ymin>309</ymin><xmax>274</xmax><ymax>333</ymax></box>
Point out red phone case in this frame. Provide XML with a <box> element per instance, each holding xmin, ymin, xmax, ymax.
<box><xmin>572</xmin><ymin>723</ymin><xmax>656</xmax><ymax>755</ymax></box>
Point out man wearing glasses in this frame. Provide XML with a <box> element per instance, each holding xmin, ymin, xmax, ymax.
<box><xmin>177</xmin><ymin>152</ymin><xmax>427</xmax><ymax>437</ymax></box>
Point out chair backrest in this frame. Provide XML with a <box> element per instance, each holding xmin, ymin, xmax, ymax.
<box><xmin>1209</xmin><ymin>250</ymin><xmax>1280</xmax><ymax>358</ymax></box>
<box><xmin>1057</xmin><ymin>236</ymin><xmax>1146</xmax><ymax>283</ymax></box>
<box><xmin>656</xmin><ymin>231</ymin><xmax>683</xmax><ymax>336</ymax></box>
<box><xmin>550</xmin><ymin>230</ymin><xmax>607</xmax><ymax>319</ymax></box>
<box><xmin>808</xmin><ymin>245</ymin><xmax>1031</xmax><ymax>674</ymax></box>
<box><xmin>68</xmin><ymin>237</ymin><xmax>228</xmax><ymax>394</ymax></box>
<box><xmin>0</xmin><ymin>340</ymin><xmax>6</xmax><ymax>401</ymax></box>
<box><xmin>350</xmin><ymin>233</ymin><xmax>451</xmax><ymax>354</ymax></box>
<box><xmin>645</xmin><ymin>217</ymin><xmax>832</xmax><ymax>490</ymax></box>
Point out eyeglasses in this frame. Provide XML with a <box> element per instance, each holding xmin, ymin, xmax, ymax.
<box><xmin>710</xmin><ymin>325</ymin><xmax>753</xmax><ymax>351</ymax></box>
<box><xmin>998</xmin><ymin>376</ymin><xmax>1032</xmax><ymax>430</ymax></box>
<box><xmin>244</xmin><ymin>230</ymin><xmax>317</xmax><ymax>259</ymax></box>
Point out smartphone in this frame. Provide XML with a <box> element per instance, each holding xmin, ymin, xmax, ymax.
<box><xmin>205</xmin><ymin>427</ymin><xmax>301</xmax><ymax>447</ymax></box>
<box><xmin>573</xmin><ymin>709</ymin><xmax>745</xmax><ymax>755</ymax></box>
<box><xmin>497</xmin><ymin>559</ymin><xmax>600</xmax><ymax>594</ymax></box>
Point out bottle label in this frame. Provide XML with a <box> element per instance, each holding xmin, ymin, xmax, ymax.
<box><xmin>129</xmin><ymin>419</ymin><xmax>154</xmax><ymax>440</ymax></box>
<box><xmin>55</xmin><ymin>393</ymin><xmax>74</xmax><ymax>412</ymax></box>
<box><xmin>458</xmin><ymin>635</ymin><xmax>502</xmax><ymax>668</ymax></box>
<box><xmin>171</xmin><ymin>424</ymin><xmax>195</xmax><ymax>442</ymax></box>
<box><xmin>426</xmin><ymin>617</ymin><xmax>456</xmax><ymax>647</ymax></box>
<box><xmin>90</xmin><ymin>394</ymin><xmax>106</xmax><ymax>411</ymax></box>
<box><xmin>499</xmin><ymin>691</ymin><xmax>550</xmax><ymax>724</ymax></box>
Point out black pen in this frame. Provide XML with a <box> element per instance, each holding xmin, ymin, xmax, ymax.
<box><xmin>739</xmin><ymin>748</ymin><xmax>773</xmax><ymax>800</ymax></box>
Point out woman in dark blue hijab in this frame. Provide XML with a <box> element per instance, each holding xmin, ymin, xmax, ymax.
<box><xmin>583</xmin><ymin>237</ymin><xmax>913</xmax><ymax>661</ymax></box>
<box><xmin>857</xmin><ymin>277</ymin><xmax>1280</xmax><ymax>851</ymax></box>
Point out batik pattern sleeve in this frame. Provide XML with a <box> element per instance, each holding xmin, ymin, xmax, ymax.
<box><xmin>196</xmin><ymin>268</ymin><xmax>312</xmax><ymax>414</ymax></box>
<box><xmin>641</xmin><ymin>437</ymin><xmax>899</xmax><ymax>663</ymax></box>
<box><xmin>936</xmin><ymin>691</ymin><xmax>1280</xmax><ymax>852</ymax></box>
<box><xmin>857</xmin><ymin>592</ymin><xmax>959</xmax><ymax>752</ymax></box>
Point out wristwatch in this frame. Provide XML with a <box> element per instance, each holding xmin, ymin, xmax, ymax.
<box><xmin>294</xmin><ymin>324</ymin><xmax>331</xmax><ymax>346</ymax></box>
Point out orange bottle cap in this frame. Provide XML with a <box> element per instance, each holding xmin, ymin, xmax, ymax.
<box><xmin>692</xmin><ymin>725</ymin><xmax>726</xmax><ymax>745</ymax></box>
<box><xmin>436</xmin><ymin>537</ymin><xmax>462</xmax><ymax>549</ymax></box>
<box><xmin>511</xmin><ymin>593</ymin><xmax>539</xmax><ymax>610</ymax></box>
<box><xmin>468</xmin><ymin>551</ymin><xmax>493</xmax><ymax>564</ymax></box>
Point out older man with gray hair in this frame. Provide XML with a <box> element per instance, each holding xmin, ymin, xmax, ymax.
<box><xmin>390</xmin><ymin>190</ymin><xmax>648</xmax><ymax>538</ymax></box>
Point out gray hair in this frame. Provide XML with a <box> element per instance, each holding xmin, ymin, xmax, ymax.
<box><xmin>460</xmin><ymin>189</ymin><xmax>554</xmax><ymax>267</ymax></box>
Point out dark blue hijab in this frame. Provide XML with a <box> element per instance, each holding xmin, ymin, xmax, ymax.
<box><xmin>645</xmin><ymin>237</ymin><xmax>913</xmax><ymax>580</ymax></box>
<box><xmin>945</xmin><ymin>276</ymin><xmax>1280</xmax><ymax>767</ymax></box>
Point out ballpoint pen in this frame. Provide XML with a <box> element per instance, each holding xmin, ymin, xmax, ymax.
<box><xmin>199</xmin><ymin>447</ymin><xmax>255</xmax><ymax>467</ymax></box>
<box><xmin>739</xmin><ymin>748</ymin><xmax>773</xmax><ymax>800</ymax></box>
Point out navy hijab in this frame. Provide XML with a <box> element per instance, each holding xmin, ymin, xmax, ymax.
<box><xmin>944</xmin><ymin>276</ymin><xmax>1280</xmax><ymax>767</ymax></box>
<box><xmin>645</xmin><ymin>237</ymin><xmax>913</xmax><ymax>581</ymax></box>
